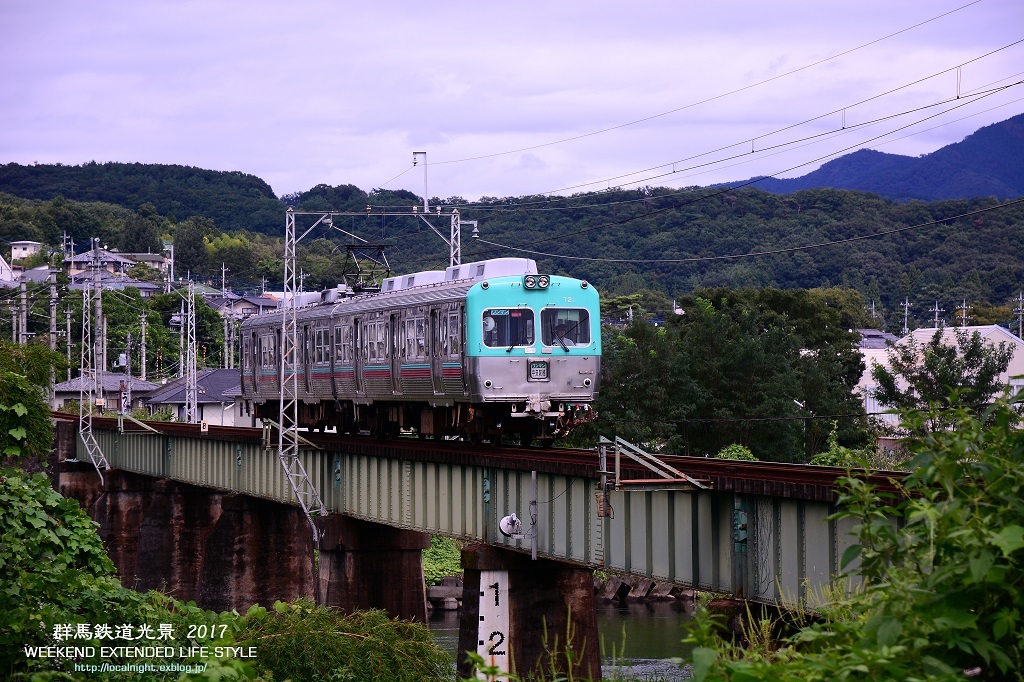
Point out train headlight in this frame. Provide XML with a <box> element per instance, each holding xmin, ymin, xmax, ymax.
<box><xmin>524</xmin><ymin>274</ymin><xmax>550</xmax><ymax>289</ymax></box>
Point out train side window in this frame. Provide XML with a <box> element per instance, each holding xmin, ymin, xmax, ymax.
<box><xmin>314</xmin><ymin>327</ymin><xmax>330</xmax><ymax>364</ymax></box>
<box><xmin>447</xmin><ymin>312</ymin><xmax>460</xmax><ymax>355</ymax></box>
<box><xmin>541</xmin><ymin>308</ymin><xmax>591</xmax><ymax>347</ymax></box>
<box><xmin>342</xmin><ymin>325</ymin><xmax>352</xmax><ymax>363</ymax></box>
<box><xmin>482</xmin><ymin>308</ymin><xmax>534</xmax><ymax>348</ymax></box>
<box><xmin>406</xmin><ymin>317</ymin><xmax>425</xmax><ymax>358</ymax></box>
<box><xmin>242</xmin><ymin>335</ymin><xmax>251</xmax><ymax>369</ymax></box>
<box><xmin>260</xmin><ymin>332</ymin><xmax>275</xmax><ymax>367</ymax></box>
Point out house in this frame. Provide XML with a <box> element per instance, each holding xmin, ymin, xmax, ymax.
<box><xmin>858</xmin><ymin>325</ymin><xmax>1024</xmax><ymax>425</ymax></box>
<box><xmin>144</xmin><ymin>368</ymin><xmax>246</xmax><ymax>426</ymax></box>
<box><xmin>10</xmin><ymin>240</ymin><xmax>42</xmax><ymax>262</ymax></box>
<box><xmin>51</xmin><ymin>371</ymin><xmax>160</xmax><ymax>412</ymax></box>
<box><xmin>203</xmin><ymin>292</ymin><xmax>279</xmax><ymax>318</ymax></box>
<box><xmin>122</xmin><ymin>252</ymin><xmax>169</xmax><ymax>275</ymax></box>
<box><xmin>64</xmin><ymin>248</ymin><xmax>137</xmax><ymax>277</ymax></box>
<box><xmin>69</xmin><ymin>273</ymin><xmax>162</xmax><ymax>298</ymax></box>
<box><xmin>0</xmin><ymin>253</ymin><xmax>15</xmax><ymax>282</ymax></box>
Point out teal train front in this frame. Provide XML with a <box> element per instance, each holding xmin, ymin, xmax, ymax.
<box><xmin>240</xmin><ymin>258</ymin><xmax>599</xmax><ymax>446</ymax></box>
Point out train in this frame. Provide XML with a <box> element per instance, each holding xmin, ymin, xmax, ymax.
<box><xmin>239</xmin><ymin>257</ymin><xmax>600</xmax><ymax>446</ymax></box>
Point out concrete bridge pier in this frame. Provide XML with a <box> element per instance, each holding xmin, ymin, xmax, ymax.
<box><xmin>316</xmin><ymin>516</ymin><xmax>431</xmax><ymax>622</ymax></box>
<box><xmin>457</xmin><ymin>544</ymin><xmax>601</xmax><ymax>681</ymax></box>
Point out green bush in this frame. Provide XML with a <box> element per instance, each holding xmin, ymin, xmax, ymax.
<box><xmin>238</xmin><ymin>600</ymin><xmax>453</xmax><ymax>682</ymax></box>
<box><xmin>0</xmin><ymin>469</ymin><xmax>240</xmax><ymax>680</ymax></box>
<box><xmin>685</xmin><ymin>398</ymin><xmax>1024</xmax><ymax>680</ymax></box>
<box><xmin>423</xmin><ymin>535</ymin><xmax>462</xmax><ymax>587</ymax></box>
<box><xmin>715</xmin><ymin>444</ymin><xmax>757</xmax><ymax>461</ymax></box>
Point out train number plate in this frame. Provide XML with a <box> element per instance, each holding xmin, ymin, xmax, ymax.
<box><xmin>528</xmin><ymin>360</ymin><xmax>549</xmax><ymax>381</ymax></box>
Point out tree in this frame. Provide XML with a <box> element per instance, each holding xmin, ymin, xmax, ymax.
<box><xmin>685</xmin><ymin>397</ymin><xmax>1024</xmax><ymax>680</ymax></box>
<box><xmin>871</xmin><ymin>326</ymin><xmax>1014</xmax><ymax>430</ymax></box>
<box><xmin>173</xmin><ymin>216</ymin><xmax>212</xmax><ymax>277</ymax></box>
<box><xmin>120</xmin><ymin>211</ymin><xmax>162</xmax><ymax>253</ymax></box>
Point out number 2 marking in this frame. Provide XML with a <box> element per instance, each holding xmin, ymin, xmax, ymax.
<box><xmin>488</xmin><ymin>631</ymin><xmax>506</xmax><ymax>656</ymax></box>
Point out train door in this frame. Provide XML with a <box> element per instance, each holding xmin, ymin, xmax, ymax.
<box><xmin>390</xmin><ymin>313</ymin><xmax>400</xmax><ymax>394</ymax></box>
<box><xmin>430</xmin><ymin>308</ymin><xmax>443</xmax><ymax>394</ymax></box>
<box><xmin>353</xmin><ymin>318</ymin><xmax>363</xmax><ymax>394</ymax></box>
<box><xmin>303</xmin><ymin>325</ymin><xmax>313</xmax><ymax>394</ymax></box>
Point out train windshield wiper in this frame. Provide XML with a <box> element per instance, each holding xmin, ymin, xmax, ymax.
<box><xmin>506</xmin><ymin>326</ymin><xmax>527</xmax><ymax>353</ymax></box>
<box><xmin>555</xmin><ymin>320</ymin><xmax>581</xmax><ymax>352</ymax></box>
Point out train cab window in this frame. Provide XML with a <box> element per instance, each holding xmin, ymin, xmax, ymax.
<box><xmin>482</xmin><ymin>308</ymin><xmax>534</xmax><ymax>348</ymax></box>
<box><xmin>242</xmin><ymin>336</ymin><xmax>251</xmax><ymax>369</ymax></box>
<box><xmin>541</xmin><ymin>309</ymin><xmax>591</xmax><ymax>347</ymax></box>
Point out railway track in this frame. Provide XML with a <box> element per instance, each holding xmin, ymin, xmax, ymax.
<box><xmin>56</xmin><ymin>412</ymin><xmax>906</xmax><ymax>501</ymax></box>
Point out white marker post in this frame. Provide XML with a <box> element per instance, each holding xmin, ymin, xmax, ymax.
<box><xmin>476</xmin><ymin>569</ymin><xmax>510</xmax><ymax>678</ymax></box>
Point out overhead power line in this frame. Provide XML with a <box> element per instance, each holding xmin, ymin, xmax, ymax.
<box><xmin>428</xmin><ymin>1</ymin><xmax>986</xmax><ymax>166</ymax></box>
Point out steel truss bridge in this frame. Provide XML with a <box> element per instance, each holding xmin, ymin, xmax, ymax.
<box><xmin>70</xmin><ymin>416</ymin><xmax>902</xmax><ymax>605</ymax></box>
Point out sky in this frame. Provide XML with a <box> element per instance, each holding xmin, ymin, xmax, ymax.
<box><xmin>1</xmin><ymin>0</ymin><xmax>1022</xmax><ymax>204</ymax></box>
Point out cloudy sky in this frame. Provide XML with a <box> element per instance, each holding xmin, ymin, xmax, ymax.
<box><xmin>1</xmin><ymin>1</ymin><xmax>1022</xmax><ymax>203</ymax></box>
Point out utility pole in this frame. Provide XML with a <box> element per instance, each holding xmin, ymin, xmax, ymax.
<box><xmin>958</xmin><ymin>299</ymin><xmax>972</xmax><ymax>328</ymax></box>
<box><xmin>49</xmin><ymin>271</ymin><xmax>57</xmax><ymax>406</ymax></box>
<box><xmin>178</xmin><ymin>301</ymin><xmax>185</xmax><ymax>378</ymax></box>
<box><xmin>185</xmin><ymin>281</ymin><xmax>198</xmax><ymax>423</ymax></box>
<box><xmin>929</xmin><ymin>301</ymin><xmax>944</xmax><ymax>327</ymax></box>
<box><xmin>1014</xmin><ymin>292</ymin><xmax>1023</xmax><ymax>339</ymax></box>
<box><xmin>92</xmin><ymin>238</ymin><xmax>103</xmax><ymax>375</ymax></box>
<box><xmin>166</xmin><ymin>243</ymin><xmax>175</xmax><ymax>294</ymax></box>
<box><xmin>281</xmin><ymin>207</ymin><xmax>327</xmax><ymax>547</ymax></box>
<box><xmin>65</xmin><ymin>307</ymin><xmax>72</xmax><ymax>381</ymax></box>
<box><xmin>125</xmin><ymin>330</ymin><xmax>132</xmax><ymax>409</ymax></box>
<box><xmin>901</xmin><ymin>298</ymin><xmax>911</xmax><ymax>336</ymax></box>
<box><xmin>78</xmin><ymin>278</ymin><xmax>108</xmax><ymax>482</ymax></box>
<box><xmin>140</xmin><ymin>313</ymin><xmax>147</xmax><ymax>381</ymax></box>
<box><xmin>19</xmin><ymin>281</ymin><xmax>27</xmax><ymax>345</ymax></box>
<box><xmin>222</xmin><ymin>263</ymin><xmax>230</xmax><ymax>369</ymax></box>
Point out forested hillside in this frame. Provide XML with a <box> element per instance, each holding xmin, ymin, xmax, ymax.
<box><xmin>0</xmin><ymin>162</ymin><xmax>283</xmax><ymax>233</ymax></box>
<box><xmin>743</xmin><ymin>113</ymin><xmax>1024</xmax><ymax>200</ymax></box>
<box><xmin>1</xmin><ymin>165</ymin><xmax>1022</xmax><ymax>336</ymax></box>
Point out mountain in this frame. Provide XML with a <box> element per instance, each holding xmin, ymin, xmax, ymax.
<box><xmin>738</xmin><ymin>114</ymin><xmax>1024</xmax><ymax>201</ymax></box>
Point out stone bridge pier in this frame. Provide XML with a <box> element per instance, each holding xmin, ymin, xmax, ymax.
<box><xmin>60</xmin><ymin>464</ymin><xmax>316</xmax><ymax>612</ymax></box>
<box><xmin>59</xmin><ymin>464</ymin><xmax>431</xmax><ymax>621</ymax></box>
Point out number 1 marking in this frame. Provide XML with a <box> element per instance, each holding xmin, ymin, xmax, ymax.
<box><xmin>489</xmin><ymin>581</ymin><xmax>500</xmax><ymax>606</ymax></box>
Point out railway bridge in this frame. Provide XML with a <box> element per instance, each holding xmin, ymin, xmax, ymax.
<box><xmin>55</xmin><ymin>415</ymin><xmax>898</xmax><ymax>679</ymax></box>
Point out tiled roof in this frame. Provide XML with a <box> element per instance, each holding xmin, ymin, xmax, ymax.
<box><xmin>145</xmin><ymin>368</ymin><xmax>243</xmax><ymax>405</ymax></box>
<box><xmin>54</xmin><ymin>371</ymin><xmax>160</xmax><ymax>394</ymax></box>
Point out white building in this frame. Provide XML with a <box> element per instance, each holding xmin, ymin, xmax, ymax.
<box><xmin>10</xmin><ymin>240</ymin><xmax>42</xmax><ymax>262</ymax></box>
<box><xmin>859</xmin><ymin>325</ymin><xmax>1024</xmax><ymax>425</ymax></box>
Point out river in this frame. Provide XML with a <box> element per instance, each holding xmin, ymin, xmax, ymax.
<box><xmin>429</xmin><ymin>600</ymin><xmax>696</xmax><ymax>681</ymax></box>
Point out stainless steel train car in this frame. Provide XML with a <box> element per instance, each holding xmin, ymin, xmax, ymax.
<box><xmin>239</xmin><ymin>258</ymin><xmax>600</xmax><ymax>445</ymax></box>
